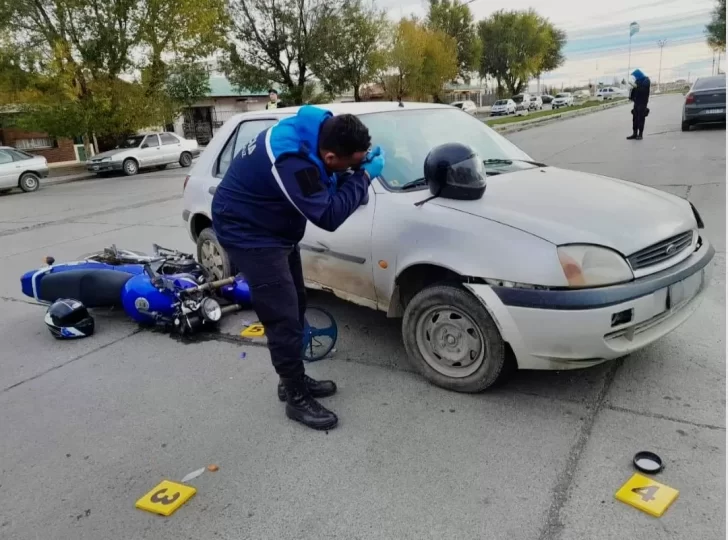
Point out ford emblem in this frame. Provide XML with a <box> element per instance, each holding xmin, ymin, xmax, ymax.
<box><xmin>665</xmin><ymin>243</ymin><xmax>677</xmax><ymax>255</ymax></box>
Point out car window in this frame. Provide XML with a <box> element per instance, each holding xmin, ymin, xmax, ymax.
<box><xmin>8</xmin><ymin>149</ymin><xmax>33</xmax><ymax>161</ymax></box>
<box><xmin>512</xmin><ymin>95</ymin><xmax>524</xmax><ymax>103</ymax></box>
<box><xmin>118</xmin><ymin>135</ymin><xmax>145</xmax><ymax>149</ymax></box>
<box><xmin>359</xmin><ymin>108</ymin><xmax>534</xmax><ymax>190</ymax></box>
<box><xmin>215</xmin><ymin>119</ymin><xmax>278</xmax><ymax>178</ymax></box>
<box><xmin>0</xmin><ymin>149</ymin><xmax>13</xmax><ymax>165</ymax></box>
<box><xmin>160</xmin><ymin>133</ymin><xmax>179</xmax><ymax>145</ymax></box>
<box><xmin>694</xmin><ymin>76</ymin><xmax>726</xmax><ymax>90</ymax></box>
<box><xmin>143</xmin><ymin>135</ymin><xmax>160</xmax><ymax>148</ymax></box>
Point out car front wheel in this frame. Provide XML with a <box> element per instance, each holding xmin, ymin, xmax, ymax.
<box><xmin>402</xmin><ymin>284</ymin><xmax>510</xmax><ymax>393</ymax></box>
<box><xmin>122</xmin><ymin>158</ymin><xmax>139</xmax><ymax>176</ymax></box>
<box><xmin>196</xmin><ymin>227</ymin><xmax>232</xmax><ymax>280</ymax></box>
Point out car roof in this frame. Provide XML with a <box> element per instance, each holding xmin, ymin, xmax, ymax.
<box><xmin>236</xmin><ymin>101</ymin><xmax>455</xmax><ymax>120</ymax></box>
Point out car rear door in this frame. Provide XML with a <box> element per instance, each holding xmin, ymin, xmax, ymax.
<box><xmin>159</xmin><ymin>133</ymin><xmax>181</xmax><ymax>164</ymax></box>
<box><xmin>0</xmin><ymin>149</ymin><xmax>16</xmax><ymax>188</ymax></box>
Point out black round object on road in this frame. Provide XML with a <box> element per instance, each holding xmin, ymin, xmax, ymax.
<box><xmin>633</xmin><ymin>451</ymin><xmax>664</xmax><ymax>474</ymax></box>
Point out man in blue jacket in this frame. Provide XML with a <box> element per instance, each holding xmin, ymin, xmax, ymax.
<box><xmin>212</xmin><ymin>105</ymin><xmax>385</xmax><ymax>431</ymax></box>
<box><xmin>628</xmin><ymin>68</ymin><xmax>651</xmax><ymax>140</ymax></box>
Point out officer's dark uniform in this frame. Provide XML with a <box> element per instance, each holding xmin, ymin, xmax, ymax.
<box><xmin>211</xmin><ymin>106</ymin><xmax>371</xmax><ymax>427</ymax></box>
<box><xmin>629</xmin><ymin>69</ymin><xmax>651</xmax><ymax>139</ymax></box>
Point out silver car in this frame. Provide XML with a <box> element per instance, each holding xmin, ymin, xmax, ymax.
<box><xmin>87</xmin><ymin>132</ymin><xmax>200</xmax><ymax>176</ymax></box>
<box><xmin>0</xmin><ymin>146</ymin><xmax>48</xmax><ymax>194</ymax></box>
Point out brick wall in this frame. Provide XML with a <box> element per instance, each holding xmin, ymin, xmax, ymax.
<box><xmin>0</xmin><ymin>128</ymin><xmax>77</xmax><ymax>163</ymax></box>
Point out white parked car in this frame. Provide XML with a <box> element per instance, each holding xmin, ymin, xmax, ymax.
<box><xmin>490</xmin><ymin>99</ymin><xmax>516</xmax><ymax>116</ymax></box>
<box><xmin>552</xmin><ymin>92</ymin><xmax>574</xmax><ymax>109</ymax></box>
<box><xmin>597</xmin><ymin>87</ymin><xmax>627</xmax><ymax>100</ymax></box>
<box><xmin>183</xmin><ymin>102</ymin><xmax>713</xmax><ymax>393</ymax></box>
<box><xmin>0</xmin><ymin>146</ymin><xmax>48</xmax><ymax>193</ymax></box>
<box><xmin>87</xmin><ymin>132</ymin><xmax>199</xmax><ymax>176</ymax></box>
<box><xmin>528</xmin><ymin>95</ymin><xmax>544</xmax><ymax>110</ymax></box>
<box><xmin>451</xmin><ymin>100</ymin><xmax>477</xmax><ymax>115</ymax></box>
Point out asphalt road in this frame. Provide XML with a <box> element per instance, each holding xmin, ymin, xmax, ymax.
<box><xmin>0</xmin><ymin>94</ymin><xmax>724</xmax><ymax>539</ymax></box>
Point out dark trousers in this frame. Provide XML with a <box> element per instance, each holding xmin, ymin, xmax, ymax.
<box><xmin>632</xmin><ymin>105</ymin><xmax>647</xmax><ymax>135</ymax></box>
<box><xmin>227</xmin><ymin>245</ymin><xmax>306</xmax><ymax>379</ymax></box>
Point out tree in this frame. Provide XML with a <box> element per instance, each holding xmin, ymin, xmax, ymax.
<box><xmin>380</xmin><ymin>18</ymin><xmax>458</xmax><ymax>101</ymax></box>
<box><xmin>165</xmin><ymin>61</ymin><xmax>211</xmax><ymax>138</ymax></box>
<box><xmin>426</xmin><ymin>0</ymin><xmax>481</xmax><ymax>82</ymax></box>
<box><xmin>310</xmin><ymin>0</ymin><xmax>387</xmax><ymax>101</ymax></box>
<box><xmin>706</xmin><ymin>0</ymin><xmax>726</xmax><ymax>51</ymax></box>
<box><xmin>225</xmin><ymin>0</ymin><xmax>335</xmax><ymax>104</ymax></box>
<box><xmin>477</xmin><ymin>9</ymin><xmax>565</xmax><ymax>96</ymax></box>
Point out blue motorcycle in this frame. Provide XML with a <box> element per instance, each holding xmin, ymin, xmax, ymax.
<box><xmin>20</xmin><ymin>244</ymin><xmax>337</xmax><ymax>360</ymax></box>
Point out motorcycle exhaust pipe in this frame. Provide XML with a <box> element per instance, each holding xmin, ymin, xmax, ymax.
<box><xmin>187</xmin><ymin>276</ymin><xmax>236</xmax><ymax>294</ymax></box>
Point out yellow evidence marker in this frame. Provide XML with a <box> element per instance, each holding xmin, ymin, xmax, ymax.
<box><xmin>135</xmin><ymin>480</ymin><xmax>197</xmax><ymax>516</ymax></box>
<box><xmin>241</xmin><ymin>323</ymin><xmax>265</xmax><ymax>338</ymax></box>
<box><xmin>615</xmin><ymin>473</ymin><xmax>679</xmax><ymax>517</ymax></box>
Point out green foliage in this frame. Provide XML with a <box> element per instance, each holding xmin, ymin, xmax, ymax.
<box><xmin>706</xmin><ymin>0</ymin><xmax>726</xmax><ymax>51</ymax></box>
<box><xmin>477</xmin><ymin>9</ymin><xmax>565</xmax><ymax>96</ymax></box>
<box><xmin>310</xmin><ymin>0</ymin><xmax>388</xmax><ymax>101</ymax></box>
<box><xmin>426</xmin><ymin>0</ymin><xmax>481</xmax><ymax>82</ymax></box>
<box><xmin>225</xmin><ymin>0</ymin><xmax>335</xmax><ymax>104</ymax></box>
<box><xmin>165</xmin><ymin>62</ymin><xmax>212</xmax><ymax>109</ymax></box>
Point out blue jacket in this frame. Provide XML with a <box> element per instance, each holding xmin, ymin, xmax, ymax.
<box><xmin>211</xmin><ymin>105</ymin><xmax>370</xmax><ymax>250</ymax></box>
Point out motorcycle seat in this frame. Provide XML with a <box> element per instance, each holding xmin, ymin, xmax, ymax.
<box><xmin>38</xmin><ymin>269</ymin><xmax>134</xmax><ymax>308</ymax></box>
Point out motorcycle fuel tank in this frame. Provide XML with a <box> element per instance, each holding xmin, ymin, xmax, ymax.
<box><xmin>121</xmin><ymin>273</ymin><xmax>200</xmax><ymax>324</ymax></box>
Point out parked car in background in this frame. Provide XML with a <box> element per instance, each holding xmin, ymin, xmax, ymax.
<box><xmin>597</xmin><ymin>87</ymin><xmax>627</xmax><ymax>100</ymax></box>
<box><xmin>183</xmin><ymin>102</ymin><xmax>713</xmax><ymax>393</ymax></box>
<box><xmin>0</xmin><ymin>146</ymin><xmax>48</xmax><ymax>194</ymax></box>
<box><xmin>490</xmin><ymin>99</ymin><xmax>517</xmax><ymax>116</ymax></box>
<box><xmin>86</xmin><ymin>132</ymin><xmax>200</xmax><ymax>177</ymax></box>
<box><xmin>682</xmin><ymin>75</ymin><xmax>726</xmax><ymax>131</ymax></box>
<box><xmin>511</xmin><ymin>93</ymin><xmax>531</xmax><ymax>114</ymax></box>
<box><xmin>528</xmin><ymin>95</ymin><xmax>544</xmax><ymax>110</ymax></box>
<box><xmin>451</xmin><ymin>100</ymin><xmax>477</xmax><ymax>115</ymax></box>
<box><xmin>552</xmin><ymin>92</ymin><xmax>574</xmax><ymax>109</ymax></box>
<box><xmin>540</xmin><ymin>94</ymin><xmax>554</xmax><ymax>104</ymax></box>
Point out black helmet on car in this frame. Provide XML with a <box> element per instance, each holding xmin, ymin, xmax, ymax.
<box><xmin>424</xmin><ymin>143</ymin><xmax>486</xmax><ymax>201</ymax></box>
<box><xmin>44</xmin><ymin>299</ymin><xmax>95</xmax><ymax>339</ymax></box>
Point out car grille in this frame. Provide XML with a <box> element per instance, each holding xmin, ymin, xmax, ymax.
<box><xmin>627</xmin><ymin>231</ymin><xmax>693</xmax><ymax>271</ymax></box>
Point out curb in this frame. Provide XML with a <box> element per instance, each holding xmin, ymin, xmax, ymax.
<box><xmin>43</xmin><ymin>173</ymin><xmax>98</xmax><ymax>187</ymax></box>
<box><xmin>489</xmin><ymin>100</ymin><xmax>630</xmax><ymax>134</ymax></box>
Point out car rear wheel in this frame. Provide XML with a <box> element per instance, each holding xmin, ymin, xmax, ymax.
<box><xmin>19</xmin><ymin>172</ymin><xmax>40</xmax><ymax>192</ymax></box>
<box><xmin>179</xmin><ymin>152</ymin><xmax>192</xmax><ymax>168</ymax></box>
<box><xmin>402</xmin><ymin>284</ymin><xmax>509</xmax><ymax>393</ymax></box>
<box><xmin>122</xmin><ymin>158</ymin><xmax>139</xmax><ymax>176</ymax></box>
<box><xmin>681</xmin><ymin>120</ymin><xmax>691</xmax><ymax>132</ymax></box>
<box><xmin>196</xmin><ymin>227</ymin><xmax>232</xmax><ymax>280</ymax></box>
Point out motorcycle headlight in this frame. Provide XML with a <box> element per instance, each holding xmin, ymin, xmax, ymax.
<box><xmin>200</xmin><ymin>298</ymin><xmax>222</xmax><ymax>322</ymax></box>
<box><xmin>557</xmin><ymin>245</ymin><xmax>633</xmax><ymax>288</ymax></box>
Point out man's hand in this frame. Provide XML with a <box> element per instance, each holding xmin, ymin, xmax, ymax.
<box><xmin>361</xmin><ymin>146</ymin><xmax>385</xmax><ymax>180</ymax></box>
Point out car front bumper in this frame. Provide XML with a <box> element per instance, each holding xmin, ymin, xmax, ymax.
<box><xmin>87</xmin><ymin>161</ymin><xmax>123</xmax><ymax>173</ymax></box>
<box><xmin>466</xmin><ymin>240</ymin><xmax>715</xmax><ymax>370</ymax></box>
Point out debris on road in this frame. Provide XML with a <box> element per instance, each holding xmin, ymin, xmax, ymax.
<box><xmin>180</xmin><ymin>467</ymin><xmax>206</xmax><ymax>483</ymax></box>
<box><xmin>207</xmin><ymin>464</ymin><xmax>219</xmax><ymax>472</ymax></box>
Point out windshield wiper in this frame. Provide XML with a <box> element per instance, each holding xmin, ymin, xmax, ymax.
<box><xmin>400</xmin><ymin>178</ymin><xmax>428</xmax><ymax>190</ymax></box>
<box><xmin>484</xmin><ymin>158</ymin><xmax>547</xmax><ymax>167</ymax></box>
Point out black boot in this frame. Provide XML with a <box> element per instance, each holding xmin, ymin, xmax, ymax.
<box><xmin>636</xmin><ymin>131</ymin><xmax>643</xmax><ymax>140</ymax></box>
<box><xmin>281</xmin><ymin>376</ymin><xmax>338</xmax><ymax>431</ymax></box>
<box><xmin>626</xmin><ymin>132</ymin><xmax>638</xmax><ymax>140</ymax></box>
<box><xmin>277</xmin><ymin>374</ymin><xmax>337</xmax><ymax>401</ymax></box>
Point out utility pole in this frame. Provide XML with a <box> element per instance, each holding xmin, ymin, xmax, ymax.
<box><xmin>657</xmin><ymin>40</ymin><xmax>667</xmax><ymax>91</ymax></box>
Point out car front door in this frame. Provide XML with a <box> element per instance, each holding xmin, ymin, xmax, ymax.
<box><xmin>0</xmin><ymin>149</ymin><xmax>17</xmax><ymax>188</ymax></box>
<box><xmin>139</xmin><ymin>135</ymin><xmax>161</xmax><ymax>167</ymax></box>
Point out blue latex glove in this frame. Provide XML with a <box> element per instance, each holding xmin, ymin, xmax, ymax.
<box><xmin>361</xmin><ymin>146</ymin><xmax>385</xmax><ymax>179</ymax></box>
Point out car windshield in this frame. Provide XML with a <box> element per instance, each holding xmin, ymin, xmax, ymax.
<box><xmin>530</xmin><ymin>97</ymin><xmax>538</xmax><ymax>101</ymax></box>
<box><xmin>452</xmin><ymin>102</ymin><xmax>464</xmax><ymax>109</ymax></box>
<box><xmin>494</xmin><ymin>100</ymin><xmax>507</xmax><ymax>105</ymax></box>
<box><xmin>118</xmin><ymin>136</ymin><xmax>145</xmax><ymax>149</ymax></box>
<box><xmin>512</xmin><ymin>95</ymin><xmax>524</xmax><ymax>103</ymax></box>
<box><xmin>359</xmin><ymin>108</ymin><xmax>536</xmax><ymax>191</ymax></box>
<box><xmin>556</xmin><ymin>93</ymin><xmax>569</xmax><ymax>98</ymax></box>
<box><xmin>694</xmin><ymin>76</ymin><xmax>726</xmax><ymax>90</ymax></box>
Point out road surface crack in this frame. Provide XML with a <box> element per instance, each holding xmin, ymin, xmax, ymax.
<box><xmin>604</xmin><ymin>404</ymin><xmax>725</xmax><ymax>431</ymax></box>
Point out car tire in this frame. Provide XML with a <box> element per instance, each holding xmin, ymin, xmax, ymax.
<box><xmin>19</xmin><ymin>172</ymin><xmax>40</xmax><ymax>192</ymax></box>
<box><xmin>196</xmin><ymin>227</ymin><xmax>232</xmax><ymax>280</ymax></box>
<box><xmin>402</xmin><ymin>283</ymin><xmax>509</xmax><ymax>393</ymax></box>
<box><xmin>179</xmin><ymin>152</ymin><xmax>193</xmax><ymax>168</ymax></box>
<box><xmin>122</xmin><ymin>158</ymin><xmax>139</xmax><ymax>176</ymax></box>
<box><xmin>681</xmin><ymin>120</ymin><xmax>691</xmax><ymax>132</ymax></box>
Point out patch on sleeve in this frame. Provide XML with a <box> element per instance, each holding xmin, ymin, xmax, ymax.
<box><xmin>294</xmin><ymin>167</ymin><xmax>326</xmax><ymax>197</ymax></box>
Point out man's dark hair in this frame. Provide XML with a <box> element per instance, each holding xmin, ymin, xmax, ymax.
<box><xmin>268</xmin><ymin>88</ymin><xmax>278</xmax><ymax>95</ymax></box>
<box><xmin>318</xmin><ymin>114</ymin><xmax>371</xmax><ymax>156</ymax></box>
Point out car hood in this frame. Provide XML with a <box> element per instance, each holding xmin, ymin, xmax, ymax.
<box><xmin>431</xmin><ymin>167</ymin><xmax>695</xmax><ymax>256</ymax></box>
<box><xmin>91</xmin><ymin>149</ymin><xmax>128</xmax><ymax>160</ymax></box>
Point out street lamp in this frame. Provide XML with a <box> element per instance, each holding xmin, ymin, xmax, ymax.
<box><xmin>657</xmin><ymin>40</ymin><xmax>667</xmax><ymax>92</ymax></box>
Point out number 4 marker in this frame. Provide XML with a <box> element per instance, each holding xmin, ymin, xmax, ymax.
<box><xmin>615</xmin><ymin>473</ymin><xmax>679</xmax><ymax>517</ymax></box>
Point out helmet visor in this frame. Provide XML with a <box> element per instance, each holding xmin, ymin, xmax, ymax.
<box><xmin>446</xmin><ymin>156</ymin><xmax>487</xmax><ymax>187</ymax></box>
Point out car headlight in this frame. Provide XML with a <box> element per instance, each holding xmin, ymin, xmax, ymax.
<box><xmin>101</xmin><ymin>157</ymin><xmax>112</xmax><ymax>162</ymax></box>
<box><xmin>557</xmin><ymin>245</ymin><xmax>633</xmax><ymax>288</ymax></box>
<box><xmin>200</xmin><ymin>298</ymin><xmax>222</xmax><ymax>322</ymax></box>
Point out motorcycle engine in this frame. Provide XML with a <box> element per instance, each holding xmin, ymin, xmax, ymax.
<box><xmin>158</xmin><ymin>257</ymin><xmax>202</xmax><ymax>276</ymax></box>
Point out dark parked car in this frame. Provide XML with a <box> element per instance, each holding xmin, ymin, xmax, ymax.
<box><xmin>682</xmin><ymin>75</ymin><xmax>726</xmax><ymax>131</ymax></box>
<box><xmin>541</xmin><ymin>94</ymin><xmax>554</xmax><ymax>104</ymax></box>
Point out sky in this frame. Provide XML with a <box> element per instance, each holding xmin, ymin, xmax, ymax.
<box><xmin>383</xmin><ymin>0</ymin><xmax>722</xmax><ymax>89</ymax></box>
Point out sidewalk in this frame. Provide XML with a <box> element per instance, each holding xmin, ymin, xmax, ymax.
<box><xmin>45</xmin><ymin>162</ymin><xmax>95</xmax><ymax>186</ymax></box>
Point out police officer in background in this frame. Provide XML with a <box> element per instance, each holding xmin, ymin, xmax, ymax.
<box><xmin>627</xmin><ymin>69</ymin><xmax>651</xmax><ymax>140</ymax></box>
<box><xmin>211</xmin><ymin>105</ymin><xmax>385</xmax><ymax>431</ymax></box>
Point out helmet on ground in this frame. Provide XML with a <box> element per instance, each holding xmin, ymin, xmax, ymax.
<box><xmin>44</xmin><ymin>299</ymin><xmax>95</xmax><ymax>339</ymax></box>
<box><xmin>423</xmin><ymin>143</ymin><xmax>487</xmax><ymax>201</ymax></box>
